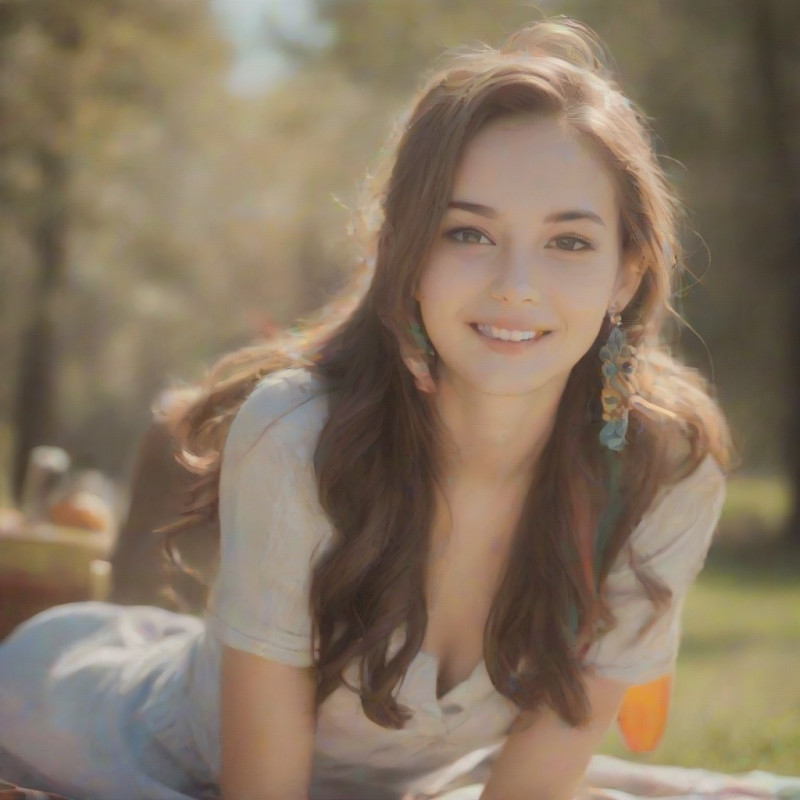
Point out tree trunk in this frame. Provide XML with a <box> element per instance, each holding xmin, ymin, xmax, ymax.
<box><xmin>10</xmin><ymin>6</ymin><xmax>79</xmax><ymax>499</ymax></box>
<box><xmin>749</xmin><ymin>0</ymin><xmax>800</xmax><ymax>543</ymax></box>
<box><xmin>12</xmin><ymin>151</ymin><xmax>70</xmax><ymax>498</ymax></box>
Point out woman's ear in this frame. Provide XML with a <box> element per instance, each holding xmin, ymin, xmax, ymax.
<box><xmin>612</xmin><ymin>254</ymin><xmax>645</xmax><ymax>312</ymax></box>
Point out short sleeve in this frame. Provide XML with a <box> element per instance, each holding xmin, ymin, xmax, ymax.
<box><xmin>582</xmin><ymin>455</ymin><xmax>726</xmax><ymax>684</ymax></box>
<box><xmin>206</xmin><ymin>369</ymin><xmax>332</xmax><ymax>667</ymax></box>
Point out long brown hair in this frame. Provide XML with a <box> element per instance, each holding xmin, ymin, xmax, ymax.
<box><xmin>172</xmin><ymin>18</ymin><xmax>731</xmax><ymax>728</ymax></box>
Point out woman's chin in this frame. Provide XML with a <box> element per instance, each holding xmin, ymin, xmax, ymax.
<box><xmin>439</xmin><ymin>366</ymin><xmax>563</xmax><ymax>400</ymax></box>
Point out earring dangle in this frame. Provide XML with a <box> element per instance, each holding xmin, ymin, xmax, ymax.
<box><xmin>403</xmin><ymin>318</ymin><xmax>436</xmax><ymax>394</ymax></box>
<box><xmin>598</xmin><ymin>310</ymin><xmax>639</xmax><ymax>451</ymax></box>
<box><xmin>410</xmin><ymin>320</ymin><xmax>434</xmax><ymax>357</ymax></box>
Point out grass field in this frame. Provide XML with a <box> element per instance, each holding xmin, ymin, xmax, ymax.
<box><xmin>599</xmin><ymin>475</ymin><xmax>800</xmax><ymax>776</ymax></box>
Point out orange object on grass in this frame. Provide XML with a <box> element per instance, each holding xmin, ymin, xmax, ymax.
<box><xmin>617</xmin><ymin>673</ymin><xmax>673</xmax><ymax>752</ymax></box>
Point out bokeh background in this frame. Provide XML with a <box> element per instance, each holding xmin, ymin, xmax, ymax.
<box><xmin>0</xmin><ymin>0</ymin><xmax>798</xmax><ymax>775</ymax></box>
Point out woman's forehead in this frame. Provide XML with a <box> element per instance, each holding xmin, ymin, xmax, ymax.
<box><xmin>451</xmin><ymin>115</ymin><xmax>618</xmax><ymax>220</ymax></box>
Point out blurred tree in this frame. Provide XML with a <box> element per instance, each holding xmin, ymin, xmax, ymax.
<box><xmin>275</xmin><ymin>0</ymin><xmax>534</xmax><ymax>91</ymax></box>
<box><xmin>746</xmin><ymin>0</ymin><xmax>800</xmax><ymax>543</ymax></box>
<box><xmin>0</xmin><ymin>0</ymin><xmax>269</xmax><ymax>483</ymax></box>
<box><xmin>0</xmin><ymin>1</ymin><xmax>80</xmax><ymax>495</ymax></box>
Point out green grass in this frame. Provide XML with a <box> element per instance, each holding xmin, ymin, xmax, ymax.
<box><xmin>718</xmin><ymin>474</ymin><xmax>793</xmax><ymax>542</ymax></box>
<box><xmin>599</xmin><ymin>475</ymin><xmax>800</xmax><ymax>776</ymax></box>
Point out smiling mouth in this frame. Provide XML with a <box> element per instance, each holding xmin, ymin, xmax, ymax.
<box><xmin>471</xmin><ymin>323</ymin><xmax>550</xmax><ymax>343</ymax></box>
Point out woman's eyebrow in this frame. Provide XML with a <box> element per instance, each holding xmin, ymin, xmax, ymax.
<box><xmin>544</xmin><ymin>210</ymin><xmax>606</xmax><ymax>227</ymax></box>
<box><xmin>447</xmin><ymin>200</ymin><xmax>497</xmax><ymax>218</ymax></box>
<box><xmin>447</xmin><ymin>203</ymin><xmax>607</xmax><ymax>228</ymax></box>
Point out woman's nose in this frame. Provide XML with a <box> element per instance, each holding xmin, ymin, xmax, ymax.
<box><xmin>489</xmin><ymin>251</ymin><xmax>542</xmax><ymax>305</ymax></box>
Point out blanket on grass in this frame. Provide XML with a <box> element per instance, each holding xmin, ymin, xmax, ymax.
<box><xmin>436</xmin><ymin>756</ymin><xmax>800</xmax><ymax>800</ymax></box>
<box><xmin>3</xmin><ymin>757</ymin><xmax>799</xmax><ymax>800</ymax></box>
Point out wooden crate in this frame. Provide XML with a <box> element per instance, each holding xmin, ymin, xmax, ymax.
<box><xmin>0</xmin><ymin>524</ymin><xmax>112</xmax><ymax>640</ymax></box>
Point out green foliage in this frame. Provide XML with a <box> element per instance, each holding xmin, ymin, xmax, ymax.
<box><xmin>299</xmin><ymin>0</ymin><xmax>536</xmax><ymax>90</ymax></box>
<box><xmin>0</xmin><ymin>0</ymin><xmax>340</xmax><ymax>474</ymax></box>
<box><xmin>720</xmin><ymin>475</ymin><xmax>792</xmax><ymax>539</ymax></box>
<box><xmin>2</xmin><ymin>0</ymin><xmax>799</xmax><ymax>494</ymax></box>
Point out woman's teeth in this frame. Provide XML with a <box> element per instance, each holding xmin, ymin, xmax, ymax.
<box><xmin>475</xmin><ymin>323</ymin><xmax>543</xmax><ymax>342</ymax></box>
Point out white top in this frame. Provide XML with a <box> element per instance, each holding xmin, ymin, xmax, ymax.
<box><xmin>198</xmin><ymin>367</ymin><xmax>726</xmax><ymax>799</ymax></box>
<box><xmin>0</xmin><ymin>367</ymin><xmax>726</xmax><ymax>800</ymax></box>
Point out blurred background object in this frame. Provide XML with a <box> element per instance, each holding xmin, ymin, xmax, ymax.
<box><xmin>0</xmin><ymin>445</ymin><xmax>117</xmax><ymax>640</ymax></box>
<box><xmin>0</xmin><ymin>0</ymin><xmax>798</xmax><ymax>774</ymax></box>
<box><xmin>19</xmin><ymin>445</ymin><xmax>71</xmax><ymax>522</ymax></box>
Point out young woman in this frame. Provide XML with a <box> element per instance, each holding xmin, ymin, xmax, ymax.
<box><xmin>0</xmin><ymin>18</ymin><xmax>730</xmax><ymax>800</ymax></box>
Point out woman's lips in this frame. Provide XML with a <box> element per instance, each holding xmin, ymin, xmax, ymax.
<box><xmin>473</xmin><ymin>322</ymin><xmax>545</xmax><ymax>342</ymax></box>
<box><xmin>469</xmin><ymin>322</ymin><xmax>552</xmax><ymax>352</ymax></box>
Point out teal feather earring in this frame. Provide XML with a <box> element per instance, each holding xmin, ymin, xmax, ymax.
<box><xmin>598</xmin><ymin>311</ymin><xmax>639</xmax><ymax>451</ymax></box>
<box><xmin>403</xmin><ymin>311</ymin><xmax>436</xmax><ymax>394</ymax></box>
<box><xmin>410</xmin><ymin>320</ymin><xmax>434</xmax><ymax>357</ymax></box>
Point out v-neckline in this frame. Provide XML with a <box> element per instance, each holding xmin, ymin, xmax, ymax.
<box><xmin>388</xmin><ymin>627</ymin><xmax>487</xmax><ymax>703</ymax></box>
<box><xmin>418</xmin><ymin>648</ymin><xmax>486</xmax><ymax>702</ymax></box>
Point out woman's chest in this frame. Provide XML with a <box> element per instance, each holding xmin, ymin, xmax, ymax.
<box><xmin>423</xmin><ymin>484</ymin><xmax>522</xmax><ymax>698</ymax></box>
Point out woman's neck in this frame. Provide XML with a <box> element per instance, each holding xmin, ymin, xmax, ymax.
<box><xmin>433</xmin><ymin>373</ymin><xmax>566</xmax><ymax>488</ymax></box>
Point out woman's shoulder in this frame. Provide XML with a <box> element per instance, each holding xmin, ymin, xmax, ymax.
<box><xmin>676</xmin><ymin>450</ymin><xmax>725</xmax><ymax>506</ymax></box>
<box><xmin>627</xmin><ymin>453</ymin><xmax>726</xmax><ymax>583</ymax></box>
<box><xmin>224</xmin><ymin>367</ymin><xmax>329</xmax><ymax>464</ymax></box>
<box><xmin>639</xmin><ymin>452</ymin><xmax>726</xmax><ymax>532</ymax></box>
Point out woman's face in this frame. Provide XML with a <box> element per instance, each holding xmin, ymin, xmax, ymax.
<box><xmin>416</xmin><ymin>114</ymin><xmax>637</xmax><ymax>400</ymax></box>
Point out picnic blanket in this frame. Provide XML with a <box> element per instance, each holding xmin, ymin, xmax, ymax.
<box><xmin>582</xmin><ymin>756</ymin><xmax>800</xmax><ymax>799</ymax></box>
<box><xmin>3</xmin><ymin>756</ymin><xmax>799</xmax><ymax>799</ymax></box>
<box><xmin>434</xmin><ymin>756</ymin><xmax>800</xmax><ymax>799</ymax></box>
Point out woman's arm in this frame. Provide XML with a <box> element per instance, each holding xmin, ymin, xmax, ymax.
<box><xmin>477</xmin><ymin>457</ymin><xmax>725</xmax><ymax>799</ymax></box>
<box><xmin>211</xmin><ymin>375</ymin><xmax>331</xmax><ymax>798</ymax></box>
<box><xmin>220</xmin><ymin>645</ymin><xmax>317</xmax><ymax>800</ymax></box>
<box><xmin>479</xmin><ymin>672</ymin><xmax>628</xmax><ymax>800</ymax></box>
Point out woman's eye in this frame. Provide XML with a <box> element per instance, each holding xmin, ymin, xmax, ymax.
<box><xmin>549</xmin><ymin>235</ymin><xmax>593</xmax><ymax>252</ymax></box>
<box><xmin>446</xmin><ymin>227</ymin><xmax>493</xmax><ymax>245</ymax></box>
